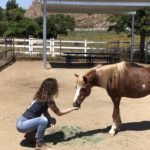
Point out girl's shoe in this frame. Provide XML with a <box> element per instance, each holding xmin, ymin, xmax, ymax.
<box><xmin>35</xmin><ymin>142</ymin><xmax>52</xmax><ymax>150</ymax></box>
<box><xmin>24</xmin><ymin>130</ymin><xmax>36</xmax><ymax>144</ymax></box>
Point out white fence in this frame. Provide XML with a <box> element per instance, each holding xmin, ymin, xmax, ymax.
<box><xmin>1</xmin><ymin>38</ymin><xmax>150</xmax><ymax>63</ymax></box>
<box><xmin>12</xmin><ymin>38</ymin><xmax>141</xmax><ymax>56</ymax></box>
<box><xmin>0</xmin><ymin>38</ymin><xmax>144</xmax><ymax>57</ymax></box>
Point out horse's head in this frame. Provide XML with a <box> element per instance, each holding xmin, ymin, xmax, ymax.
<box><xmin>73</xmin><ymin>74</ymin><xmax>91</xmax><ymax>108</ymax></box>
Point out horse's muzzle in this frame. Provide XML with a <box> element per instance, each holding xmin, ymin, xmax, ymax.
<box><xmin>73</xmin><ymin>101</ymin><xmax>81</xmax><ymax>108</ymax></box>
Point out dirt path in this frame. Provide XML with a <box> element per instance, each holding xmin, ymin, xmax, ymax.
<box><xmin>0</xmin><ymin>60</ymin><xmax>150</xmax><ymax>150</ymax></box>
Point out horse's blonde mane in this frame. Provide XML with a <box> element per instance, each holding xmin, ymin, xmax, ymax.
<box><xmin>83</xmin><ymin>64</ymin><xmax>102</xmax><ymax>76</ymax></box>
<box><xmin>95</xmin><ymin>61</ymin><xmax>127</xmax><ymax>89</ymax></box>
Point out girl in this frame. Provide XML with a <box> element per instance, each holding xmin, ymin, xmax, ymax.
<box><xmin>16</xmin><ymin>78</ymin><xmax>78</xmax><ymax>150</ymax></box>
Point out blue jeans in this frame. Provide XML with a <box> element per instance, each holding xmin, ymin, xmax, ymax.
<box><xmin>16</xmin><ymin>116</ymin><xmax>48</xmax><ymax>142</ymax></box>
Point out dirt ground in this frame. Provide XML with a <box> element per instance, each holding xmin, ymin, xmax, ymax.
<box><xmin>0</xmin><ymin>60</ymin><xmax>150</xmax><ymax>150</ymax></box>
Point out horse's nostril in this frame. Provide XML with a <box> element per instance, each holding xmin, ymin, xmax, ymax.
<box><xmin>73</xmin><ymin>102</ymin><xmax>76</xmax><ymax>107</ymax></box>
<box><xmin>77</xmin><ymin>104</ymin><xmax>81</xmax><ymax>108</ymax></box>
<box><xmin>73</xmin><ymin>101</ymin><xmax>81</xmax><ymax>108</ymax></box>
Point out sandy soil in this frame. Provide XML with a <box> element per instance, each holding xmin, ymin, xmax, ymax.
<box><xmin>0</xmin><ymin>60</ymin><xmax>150</xmax><ymax>150</ymax></box>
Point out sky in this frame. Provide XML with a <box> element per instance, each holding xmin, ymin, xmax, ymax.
<box><xmin>0</xmin><ymin>0</ymin><xmax>33</xmax><ymax>9</ymax></box>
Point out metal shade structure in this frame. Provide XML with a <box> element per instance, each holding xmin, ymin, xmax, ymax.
<box><xmin>46</xmin><ymin>0</ymin><xmax>150</xmax><ymax>14</ymax></box>
<box><xmin>42</xmin><ymin>0</ymin><xmax>150</xmax><ymax>68</ymax></box>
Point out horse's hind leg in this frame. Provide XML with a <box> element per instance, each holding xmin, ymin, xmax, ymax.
<box><xmin>109</xmin><ymin>97</ymin><xmax>122</xmax><ymax>136</ymax></box>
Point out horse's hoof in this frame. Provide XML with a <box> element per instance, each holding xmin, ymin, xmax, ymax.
<box><xmin>109</xmin><ymin>130</ymin><xmax>116</xmax><ymax>136</ymax></box>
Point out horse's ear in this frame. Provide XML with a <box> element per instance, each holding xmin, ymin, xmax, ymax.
<box><xmin>74</xmin><ymin>74</ymin><xmax>79</xmax><ymax>78</ymax></box>
<box><xmin>83</xmin><ymin>76</ymin><xmax>88</xmax><ymax>83</ymax></box>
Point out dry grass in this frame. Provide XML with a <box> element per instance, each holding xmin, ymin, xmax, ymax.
<box><xmin>58</xmin><ymin>30</ymin><xmax>140</xmax><ymax>42</ymax></box>
<box><xmin>45</xmin><ymin>126</ymin><xmax>104</xmax><ymax>145</ymax></box>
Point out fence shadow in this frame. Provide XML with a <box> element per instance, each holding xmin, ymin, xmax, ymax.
<box><xmin>49</xmin><ymin>62</ymin><xmax>95</xmax><ymax>68</ymax></box>
<box><xmin>0</xmin><ymin>58</ymin><xmax>16</xmax><ymax>72</ymax></box>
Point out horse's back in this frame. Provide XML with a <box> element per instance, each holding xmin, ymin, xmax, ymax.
<box><xmin>127</xmin><ymin>62</ymin><xmax>150</xmax><ymax>73</ymax></box>
<box><xmin>130</xmin><ymin>62</ymin><xmax>145</xmax><ymax>68</ymax></box>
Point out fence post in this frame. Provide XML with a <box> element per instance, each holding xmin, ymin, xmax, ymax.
<box><xmin>50</xmin><ymin>38</ymin><xmax>55</xmax><ymax>57</ymax></box>
<box><xmin>117</xmin><ymin>40</ymin><xmax>120</xmax><ymax>52</ymax></box>
<box><xmin>52</xmin><ymin>38</ymin><xmax>55</xmax><ymax>57</ymax></box>
<box><xmin>84</xmin><ymin>39</ymin><xmax>87</xmax><ymax>56</ymax></box>
<box><xmin>29</xmin><ymin>38</ymin><xmax>34</xmax><ymax>55</ymax></box>
<box><xmin>12</xmin><ymin>38</ymin><xmax>15</xmax><ymax>58</ymax></box>
<box><xmin>5</xmin><ymin>38</ymin><xmax>8</xmax><ymax>63</ymax></box>
<box><xmin>60</xmin><ymin>39</ymin><xmax>62</xmax><ymax>55</ymax></box>
<box><xmin>49</xmin><ymin>39</ymin><xmax>51</xmax><ymax>54</ymax></box>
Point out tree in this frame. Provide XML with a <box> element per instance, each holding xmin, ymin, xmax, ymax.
<box><xmin>51</xmin><ymin>14</ymin><xmax>75</xmax><ymax>36</ymax></box>
<box><xmin>1</xmin><ymin>2</ymin><xmax>75</xmax><ymax>39</ymax></box>
<box><xmin>35</xmin><ymin>14</ymin><xmax>75</xmax><ymax>39</ymax></box>
<box><xmin>6</xmin><ymin>8</ymin><xmax>25</xmax><ymax>22</ymax></box>
<box><xmin>6</xmin><ymin>0</ymin><xmax>18</xmax><ymax>11</ymax></box>
<box><xmin>0</xmin><ymin>7</ymin><xmax>7</xmax><ymax>36</ymax></box>
<box><xmin>108</xmin><ymin>8</ymin><xmax>150</xmax><ymax>62</ymax></box>
<box><xmin>0</xmin><ymin>21</ymin><xmax>8</xmax><ymax>37</ymax></box>
<box><xmin>3</xmin><ymin>0</ymin><xmax>38</xmax><ymax>38</ymax></box>
<box><xmin>0</xmin><ymin>7</ymin><xmax>4</xmax><ymax>21</ymax></box>
<box><xmin>4</xmin><ymin>19</ymin><xmax>39</xmax><ymax>38</ymax></box>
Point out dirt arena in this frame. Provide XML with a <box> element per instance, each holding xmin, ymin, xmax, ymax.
<box><xmin>1</xmin><ymin>60</ymin><xmax>150</xmax><ymax>150</ymax></box>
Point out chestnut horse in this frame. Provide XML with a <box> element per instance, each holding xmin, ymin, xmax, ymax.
<box><xmin>73</xmin><ymin>61</ymin><xmax>150</xmax><ymax>135</ymax></box>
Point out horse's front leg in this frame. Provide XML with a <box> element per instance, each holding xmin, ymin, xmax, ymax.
<box><xmin>109</xmin><ymin>97</ymin><xmax>122</xmax><ymax>136</ymax></box>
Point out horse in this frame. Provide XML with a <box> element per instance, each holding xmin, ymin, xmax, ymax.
<box><xmin>73</xmin><ymin>61</ymin><xmax>150</xmax><ymax>135</ymax></box>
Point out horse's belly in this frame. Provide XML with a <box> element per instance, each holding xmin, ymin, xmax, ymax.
<box><xmin>123</xmin><ymin>86</ymin><xmax>150</xmax><ymax>98</ymax></box>
<box><xmin>124</xmin><ymin>92</ymin><xmax>149</xmax><ymax>98</ymax></box>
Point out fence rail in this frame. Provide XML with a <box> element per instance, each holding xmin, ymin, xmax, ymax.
<box><xmin>11</xmin><ymin>38</ymin><xmax>142</xmax><ymax>57</ymax></box>
<box><xmin>1</xmin><ymin>38</ymin><xmax>149</xmax><ymax>61</ymax></box>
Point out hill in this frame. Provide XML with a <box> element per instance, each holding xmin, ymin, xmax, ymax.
<box><xmin>24</xmin><ymin>0</ymin><xmax>110</xmax><ymax>28</ymax></box>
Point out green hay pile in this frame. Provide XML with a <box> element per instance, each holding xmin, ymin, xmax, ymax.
<box><xmin>45</xmin><ymin>126</ymin><xmax>103</xmax><ymax>145</ymax></box>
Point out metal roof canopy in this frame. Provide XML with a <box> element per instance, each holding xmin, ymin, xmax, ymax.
<box><xmin>46</xmin><ymin>0</ymin><xmax>150</xmax><ymax>14</ymax></box>
<box><xmin>42</xmin><ymin>0</ymin><xmax>150</xmax><ymax>68</ymax></box>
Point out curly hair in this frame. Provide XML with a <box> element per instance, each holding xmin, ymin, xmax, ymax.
<box><xmin>34</xmin><ymin>78</ymin><xmax>59</xmax><ymax>102</ymax></box>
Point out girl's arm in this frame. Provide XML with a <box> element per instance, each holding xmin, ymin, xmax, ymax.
<box><xmin>43</xmin><ymin>109</ymin><xmax>56</xmax><ymax>129</ymax></box>
<box><xmin>48</xmin><ymin>100</ymin><xmax>78</xmax><ymax>116</ymax></box>
<box><xmin>43</xmin><ymin>110</ymin><xmax>51</xmax><ymax>118</ymax></box>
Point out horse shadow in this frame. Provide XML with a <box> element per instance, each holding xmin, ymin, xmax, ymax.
<box><xmin>121</xmin><ymin>121</ymin><xmax>150</xmax><ymax>131</ymax></box>
<box><xmin>45</xmin><ymin>120</ymin><xmax>150</xmax><ymax>145</ymax></box>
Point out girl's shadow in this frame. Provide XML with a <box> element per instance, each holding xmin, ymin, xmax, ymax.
<box><xmin>20</xmin><ymin>139</ymin><xmax>35</xmax><ymax>148</ymax></box>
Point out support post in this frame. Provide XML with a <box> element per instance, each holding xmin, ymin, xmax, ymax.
<box><xmin>145</xmin><ymin>42</ymin><xmax>148</xmax><ymax>64</ymax></box>
<box><xmin>130</xmin><ymin>14</ymin><xmax>135</xmax><ymax>63</ymax></box>
<box><xmin>43</xmin><ymin>0</ymin><xmax>47</xmax><ymax>68</ymax></box>
<box><xmin>146</xmin><ymin>42</ymin><xmax>150</xmax><ymax>64</ymax></box>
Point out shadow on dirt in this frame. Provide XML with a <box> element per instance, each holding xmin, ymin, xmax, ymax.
<box><xmin>121</xmin><ymin>121</ymin><xmax>150</xmax><ymax>132</ymax></box>
<box><xmin>20</xmin><ymin>139</ymin><xmax>35</xmax><ymax>148</ymax></box>
<box><xmin>45</xmin><ymin>126</ymin><xmax>109</xmax><ymax>145</ymax></box>
<box><xmin>45</xmin><ymin>121</ymin><xmax>150</xmax><ymax>145</ymax></box>
<box><xmin>20</xmin><ymin>121</ymin><xmax>150</xmax><ymax>147</ymax></box>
